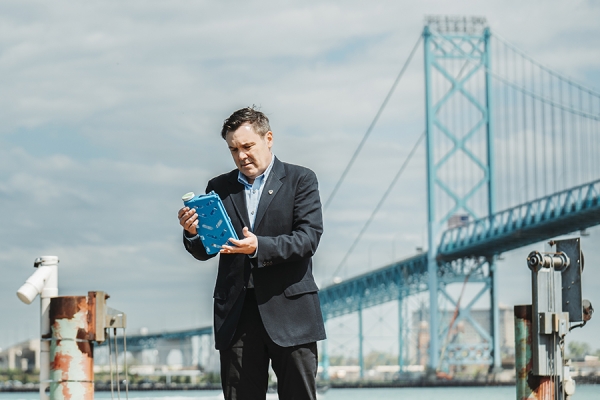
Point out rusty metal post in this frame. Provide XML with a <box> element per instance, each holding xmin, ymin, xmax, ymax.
<box><xmin>515</xmin><ymin>305</ymin><xmax>554</xmax><ymax>400</ymax></box>
<box><xmin>49</xmin><ymin>296</ymin><xmax>95</xmax><ymax>400</ymax></box>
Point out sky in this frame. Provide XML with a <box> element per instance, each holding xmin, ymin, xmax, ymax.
<box><xmin>1</xmin><ymin>0</ymin><xmax>600</xmax><ymax>358</ymax></box>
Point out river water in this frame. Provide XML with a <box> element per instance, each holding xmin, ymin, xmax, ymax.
<box><xmin>1</xmin><ymin>386</ymin><xmax>599</xmax><ymax>400</ymax></box>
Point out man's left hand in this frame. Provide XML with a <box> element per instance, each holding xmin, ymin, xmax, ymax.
<box><xmin>220</xmin><ymin>227</ymin><xmax>257</xmax><ymax>255</ymax></box>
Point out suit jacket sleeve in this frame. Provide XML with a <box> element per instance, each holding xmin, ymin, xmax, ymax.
<box><xmin>255</xmin><ymin>168</ymin><xmax>323</xmax><ymax>267</ymax></box>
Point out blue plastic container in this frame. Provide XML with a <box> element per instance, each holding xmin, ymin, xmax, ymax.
<box><xmin>182</xmin><ymin>191</ymin><xmax>238</xmax><ymax>255</ymax></box>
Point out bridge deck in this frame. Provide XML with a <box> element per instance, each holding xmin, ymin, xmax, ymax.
<box><xmin>438</xmin><ymin>179</ymin><xmax>600</xmax><ymax>262</ymax></box>
<box><xmin>319</xmin><ymin>254</ymin><xmax>428</xmax><ymax>320</ymax></box>
<box><xmin>319</xmin><ymin>179</ymin><xmax>600</xmax><ymax>320</ymax></box>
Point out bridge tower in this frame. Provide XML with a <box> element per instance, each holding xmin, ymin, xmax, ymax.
<box><xmin>423</xmin><ymin>16</ymin><xmax>500</xmax><ymax>371</ymax></box>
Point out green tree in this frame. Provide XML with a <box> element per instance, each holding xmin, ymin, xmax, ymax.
<box><xmin>568</xmin><ymin>341</ymin><xmax>591</xmax><ymax>359</ymax></box>
<box><xmin>364</xmin><ymin>351</ymin><xmax>397</xmax><ymax>370</ymax></box>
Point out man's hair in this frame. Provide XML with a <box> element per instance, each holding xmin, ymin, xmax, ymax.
<box><xmin>221</xmin><ymin>106</ymin><xmax>271</xmax><ymax>139</ymax></box>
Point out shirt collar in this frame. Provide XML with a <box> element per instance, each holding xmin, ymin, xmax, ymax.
<box><xmin>237</xmin><ymin>154</ymin><xmax>275</xmax><ymax>188</ymax></box>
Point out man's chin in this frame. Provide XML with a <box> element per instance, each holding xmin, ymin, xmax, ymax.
<box><xmin>239</xmin><ymin>166</ymin><xmax>257</xmax><ymax>178</ymax></box>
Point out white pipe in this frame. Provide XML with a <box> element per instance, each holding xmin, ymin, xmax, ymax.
<box><xmin>40</xmin><ymin>263</ymin><xmax>57</xmax><ymax>400</ymax></box>
<box><xmin>16</xmin><ymin>256</ymin><xmax>59</xmax><ymax>400</ymax></box>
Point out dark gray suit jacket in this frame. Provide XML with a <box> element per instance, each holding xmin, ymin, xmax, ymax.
<box><xmin>183</xmin><ymin>157</ymin><xmax>326</xmax><ymax>350</ymax></box>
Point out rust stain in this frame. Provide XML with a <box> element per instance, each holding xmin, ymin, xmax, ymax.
<box><xmin>517</xmin><ymin>364</ymin><xmax>528</xmax><ymax>380</ymax></box>
<box><xmin>50</xmin><ymin>296</ymin><xmax>87</xmax><ymax>322</ymax></box>
<box><xmin>62</xmin><ymin>382</ymin><xmax>71</xmax><ymax>399</ymax></box>
<box><xmin>537</xmin><ymin>377</ymin><xmax>554</xmax><ymax>399</ymax></box>
<box><xmin>84</xmin><ymin>383</ymin><xmax>94</xmax><ymax>400</ymax></box>
<box><xmin>79</xmin><ymin>353</ymin><xmax>94</xmax><ymax>380</ymax></box>
<box><xmin>87</xmin><ymin>292</ymin><xmax>97</xmax><ymax>341</ymax></box>
<box><xmin>521</xmin><ymin>373</ymin><xmax>554</xmax><ymax>400</ymax></box>
<box><xmin>49</xmin><ymin>295</ymin><xmax>99</xmax><ymax>399</ymax></box>
<box><xmin>514</xmin><ymin>305</ymin><xmax>532</xmax><ymax>320</ymax></box>
<box><xmin>77</xmin><ymin>296</ymin><xmax>89</xmax><ymax>313</ymax></box>
<box><xmin>76</xmin><ymin>329</ymin><xmax>94</xmax><ymax>358</ymax></box>
<box><xmin>51</xmin><ymin>350</ymin><xmax>73</xmax><ymax>382</ymax></box>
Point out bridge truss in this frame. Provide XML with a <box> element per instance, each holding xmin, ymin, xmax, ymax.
<box><xmin>319</xmin><ymin>15</ymin><xmax>600</xmax><ymax>377</ymax></box>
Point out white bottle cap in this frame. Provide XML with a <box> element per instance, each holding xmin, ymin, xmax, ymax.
<box><xmin>182</xmin><ymin>192</ymin><xmax>195</xmax><ymax>202</ymax></box>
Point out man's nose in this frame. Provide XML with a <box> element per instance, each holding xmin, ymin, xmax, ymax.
<box><xmin>238</xmin><ymin>151</ymin><xmax>248</xmax><ymax>160</ymax></box>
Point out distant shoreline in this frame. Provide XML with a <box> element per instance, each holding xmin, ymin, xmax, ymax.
<box><xmin>1</xmin><ymin>377</ymin><xmax>599</xmax><ymax>392</ymax></box>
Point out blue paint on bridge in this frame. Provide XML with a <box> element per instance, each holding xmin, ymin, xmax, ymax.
<box><xmin>318</xmin><ymin>179</ymin><xmax>600</xmax><ymax>319</ymax></box>
<box><xmin>319</xmin><ymin>254</ymin><xmax>428</xmax><ymax>320</ymax></box>
<box><xmin>439</xmin><ymin>179</ymin><xmax>600</xmax><ymax>262</ymax></box>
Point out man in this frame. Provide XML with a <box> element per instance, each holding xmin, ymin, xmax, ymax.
<box><xmin>178</xmin><ymin>107</ymin><xmax>326</xmax><ymax>400</ymax></box>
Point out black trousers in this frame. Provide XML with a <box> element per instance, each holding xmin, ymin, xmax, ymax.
<box><xmin>219</xmin><ymin>289</ymin><xmax>318</xmax><ymax>400</ymax></box>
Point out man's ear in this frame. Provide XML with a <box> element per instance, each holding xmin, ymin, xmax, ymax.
<box><xmin>265</xmin><ymin>131</ymin><xmax>273</xmax><ymax>149</ymax></box>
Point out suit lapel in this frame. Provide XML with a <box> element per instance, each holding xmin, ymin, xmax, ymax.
<box><xmin>253</xmin><ymin>158</ymin><xmax>285</xmax><ymax>231</ymax></box>
<box><xmin>227</xmin><ymin>173</ymin><xmax>251</xmax><ymax>230</ymax></box>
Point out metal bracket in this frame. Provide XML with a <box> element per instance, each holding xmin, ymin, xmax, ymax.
<box><xmin>89</xmin><ymin>291</ymin><xmax>127</xmax><ymax>344</ymax></box>
<box><xmin>554</xmin><ymin>239</ymin><xmax>583</xmax><ymax>322</ymax></box>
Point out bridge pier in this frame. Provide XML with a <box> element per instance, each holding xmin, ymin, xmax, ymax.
<box><xmin>423</xmin><ymin>18</ymin><xmax>497</xmax><ymax>372</ymax></box>
<box><xmin>397</xmin><ymin>293</ymin><xmax>404</xmax><ymax>371</ymax></box>
<box><xmin>489</xmin><ymin>258</ymin><xmax>502</xmax><ymax>372</ymax></box>
<box><xmin>358</xmin><ymin>304</ymin><xmax>364</xmax><ymax>379</ymax></box>
<box><xmin>321</xmin><ymin>318</ymin><xmax>329</xmax><ymax>381</ymax></box>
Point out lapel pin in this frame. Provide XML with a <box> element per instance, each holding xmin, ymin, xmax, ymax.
<box><xmin>268</xmin><ymin>190</ymin><xmax>273</xmax><ymax>195</ymax></box>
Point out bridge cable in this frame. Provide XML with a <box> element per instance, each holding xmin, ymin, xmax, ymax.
<box><xmin>330</xmin><ymin>130</ymin><xmax>426</xmax><ymax>280</ymax></box>
<box><xmin>493</xmin><ymin>32</ymin><xmax>600</xmax><ymax>98</ymax></box>
<box><xmin>445</xmin><ymin>31</ymin><xmax>600</xmax><ymax>121</ymax></box>
<box><xmin>503</xmin><ymin>40</ymin><xmax>513</xmax><ymax>207</ymax></box>
<box><xmin>328</xmin><ymin>55</ymin><xmax>471</xmax><ymax>280</ymax></box>
<box><xmin>540</xmin><ymin>67</ymin><xmax>548</xmax><ymax>196</ymax></box>
<box><xmin>442</xmin><ymin>30</ymin><xmax>600</xmax><ymax>204</ymax></box>
<box><xmin>521</xmin><ymin>53</ymin><xmax>530</xmax><ymax>201</ymax></box>
<box><xmin>323</xmin><ymin>34</ymin><xmax>422</xmax><ymax>212</ymax></box>
<box><xmin>549</xmin><ymin>69</ymin><xmax>557</xmax><ymax>193</ymax></box>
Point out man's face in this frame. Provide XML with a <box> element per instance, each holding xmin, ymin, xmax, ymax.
<box><xmin>226</xmin><ymin>123</ymin><xmax>273</xmax><ymax>183</ymax></box>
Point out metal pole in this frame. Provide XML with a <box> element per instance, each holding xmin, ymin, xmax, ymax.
<box><xmin>515</xmin><ymin>305</ymin><xmax>554</xmax><ymax>399</ymax></box>
<box><xmin>358</xmin><ymin>305</ymin><xmax>364</xmax><ymax>379</ymax></box>
<box><xmin>489</xmin><ymin>259</ymin><xmax>501</xmax><ymax>372</ymax></box>
<box><xmin>49</xmin><ymin>296</ymin><xmax>95</xmax><ymax>400</ymax></box>
<box><xmin>35</xmin><ymin>257</ymin><xmax>59</xmax><ymax>400</ymax></box>
<box><xmin>322</xmin><ymin>318</ymin><xmax>329</xmax><ymax>381</ymax></box>
<box><xmin>484</xmin><ymin>27</ymin><xmax>496</xmax><ymax>214</ymax></box>
<box><xmin>423</xmin><ymin>24</ymin><xmax>440</xmax><ymax>373</ymax></box>
<box><xmin>398</xmin><ymin>294</ymin><xmax>404</xmax><ymax>372</ymax></box>
<box><xmin>484</xmin><ymin>28</ymin><xmax>501</xmax><ymax>373</ymax></box>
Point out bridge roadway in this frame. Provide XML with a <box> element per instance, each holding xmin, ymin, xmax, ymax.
<box><xmin>114</xmin><ymin>179</ymin><xmax>600</xmax><ymax>345</ymax></box>
<box><xmin>319</xmin><ymin>178</ymin><xmax>600</xmax><ymax>320</ymax></box>
<box><xmin>438</xmin><ymin>179</ymin><xmax>600</xmax><ymax>262</ymax></box>
<box><xmin>99</xmin><ymin>326</ymin><xmax>212</xmax><ymax>351</ymax></box>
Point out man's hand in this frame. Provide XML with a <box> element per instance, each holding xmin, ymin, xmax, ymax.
<box><xmin>221</xmin><ymin>227</ymin><xmax>257</xmax><ymax>255</ymax></box>
<box><xmin>178</xmin><ymin>206</ymin><xmax>198</xmax><ymax>235</ymax></box>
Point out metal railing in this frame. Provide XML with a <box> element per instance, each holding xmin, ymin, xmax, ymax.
<box><xmin>439</xmin><ymin>179</ymin><xmax>600</xmax><ymax>261</ymax></box>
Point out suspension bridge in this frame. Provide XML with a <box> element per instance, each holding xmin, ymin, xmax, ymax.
<box><xmin>318</xmin><ymin>15</ymin><xmax>600</xmax><ymax>378</ymax></box>
<box><xmin>89</xmin><ymin>15</ymin><xmax>600</xmax><ymax>380</ymax></box>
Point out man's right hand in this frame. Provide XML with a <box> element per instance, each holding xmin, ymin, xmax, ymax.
<box><xmin>178</xmin><ymin>206</ymin><xmax>198</xmax><ymax>235</ymax></box>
